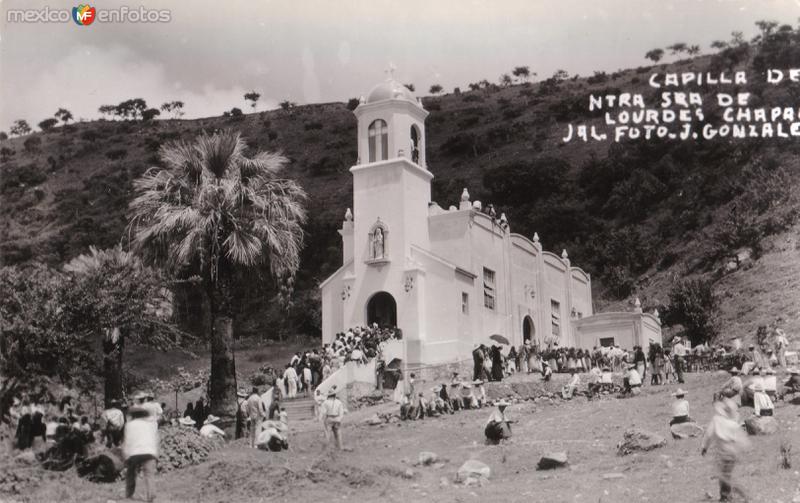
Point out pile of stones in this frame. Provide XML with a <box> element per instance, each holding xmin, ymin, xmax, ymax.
<box><xmin>158</xmin><ymin>425</ymin><xmax>223</xmax><ymax>472</ymax></box>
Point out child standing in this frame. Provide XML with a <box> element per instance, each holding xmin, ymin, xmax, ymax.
<box><xmin>701</xmin><ymin>399</ymin><xmax>750</xmax><ymax>502</ymax></box>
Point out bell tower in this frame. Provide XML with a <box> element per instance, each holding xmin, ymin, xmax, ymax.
<box><xmin>345</xmin><ymin>71</ymin><xmax>432</xmax><ymax>275</ymax></box>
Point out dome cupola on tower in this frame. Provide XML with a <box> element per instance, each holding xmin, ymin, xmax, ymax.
<box><xmin>366</xmin><ymin>79</ymin><xmax>416</xmax><ymax>104</ymax></box>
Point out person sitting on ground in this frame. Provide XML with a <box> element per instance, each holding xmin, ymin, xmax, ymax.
<box><xmin>449</xmin><ymin>381</ymin><xmax>462</xmax><ymax>411</ymax></box>
<box><xmin>718</xmin><ymin>367</ymin><xmax>743</xmax><ymax>402</ymax></box>
<box><xmin>753</xmin><ymin>383</ymin><xmax>774</xmax><ymax>417</ymax></box>
<box><xmin>763</xmin><ymin>368</ymin><xmax>777</xmax><ymax>401</ymax></box>
<box><xmin>669</xmin><ymin>389</ymin><xmax>693</xmax><ymax>425</ymax></box>
<box><xmin>782</xmin><ymin>368</ymin><xmax>800</xmax><ymax>398</ymax></box>
<box><xmin>562</xmin><ymin>369</ymin><xmax>581</xmax><ymax>399</ymax></box>
<box><xmin>399</xmin><ymin>392</ymin><xmax>413</xmax><ymax>420</ymax></box>
<box><xmin>741</xmin><ymin>368</ymin><xmax>764</xmax><ymax>407</ymax></box>
<box><xmin>460</xmin><ymin>383</ymin><xmax>475</xmax><ymax>410</ymax></box>
<box><xmin>484</xmin><ymin>400</ymin><xmax>514</xmax><ymax>445</ymax></box>
<box><xmin>587</xmin><ymin>365</ymin><xmax>603</xmax><ymax>395</ymax></box>
<box><xmin>623</xmin><ymin>365</ymin><xmax>642</xmax><ymax>396</ymax></box>
<box><xmin>542</xmin><ymin>362</ymin><xmax>552</xmax><ymax>382</ymax></box>
<box><xmin>200</xmin><ymin>415</ymin><xmax>226</xmax><ymax>439</ymax></box>
<box><xmin>256</xmin><ymin>415</ymin><xmax>289</xmax><ymax>452</ymax></box>
<box><xmin>437</xmin><ymin>385</ymin><xmax>454</xmax><ymax>414</ymax></box>
<box><xmin>416</xmin><ymin>392</ymin><xmax>429</xmax><ymax>420</ymax></box>
<box><xmin>178</xmin><ymin>417</ymin><xmax>196</xmax><ymax>428</ymax></box>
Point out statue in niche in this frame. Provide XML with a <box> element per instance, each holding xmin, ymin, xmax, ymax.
<box><xmin>373</xmin><ymin>227</ymin><xmax>385</xmax><ymax>259</ymax></box>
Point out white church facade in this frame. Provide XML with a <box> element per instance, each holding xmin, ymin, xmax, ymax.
<box><xmin>319</xmin><ymin>78</ymin><xmax>661</xmax><ymax>369</ymax></box>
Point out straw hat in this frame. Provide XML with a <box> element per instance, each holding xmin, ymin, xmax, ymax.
<box><xmin>473</xmin><ymin>379</ymin><xmax>484</xmax><ymax>385</ymax></box>
<box><xmin>237</xmin><ymin>389</ymin><xmax>248</xmax><ymax>398</ymax></box>
<box><xmin>729</xmin><ymin>367</ymin><xmax>740</xmax><ymax>374</ymax></box>
<box><xmin>204</xmin><ymin>414</ymin><xmax>220</xmax><ymax>425</ymax></box>
<box><xmin>753</xmin><ymin>383</ymin><xmax>764</xmax><ymax>392</ymax></box>
<box><xmin>179</xmin><ymin>417</ymin><xmax>196</xmax><ymax>426</ymax></box>
<box><xmin>133</xmin><ymin>391</ymin><xmax>148</xmax><ymax>401</ymax></box>
<box><xmin>673</xmin><ymin>388</ymin><xmax>687</xmax><ymax>397</ymax></box>
<box><xmin>496</xmin><ymin>399</ymin><xmax>510</xmax><ymax>407</ymax></box>
<box><xmin>765</xmin><ymin>368</ymin><xmax>776</xmax><ymax>375</ymax></box>
<box><xmin>461</xmin><ymin>384</ymin><xmax>472</xmax><ymax>389</ymax></box>
<box><xmin>327</xmin><ymin>385</ymin><xmax>338</xmax><ymax>397</ymax></box>
<box><xmin>789</xmin><ymin>368</ymin><xmax>800</xmax><ymax>375</ymax></box>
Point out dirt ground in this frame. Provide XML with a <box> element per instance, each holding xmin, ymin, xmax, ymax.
<box><xmin>8</xmin><ymin>371</ymin><xmax>800</xmax><ymax>503</ymax></box>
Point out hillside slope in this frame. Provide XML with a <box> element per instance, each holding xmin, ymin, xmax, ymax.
<box><xmin>2</xmin><ymin>34</ymin><xmax>799</xmax><ymax>345</ymax></box>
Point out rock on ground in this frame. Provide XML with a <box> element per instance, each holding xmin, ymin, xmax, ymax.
<box><xmin>745</xmin><ymin>416</ymin><xmax>778</xmax><ymax>436</ymax></box>
<box><xmin>456</xmin><ymin>459</ymin><xmax>491</xmax><ymax>482</ymax></box>
<box><xmin>537</xmin><ymin>452</ymin><xmax>568</xmax><ymax>470</ymax></box>
<box><xmin>670</xmin><ymin>422</ymin><xmax>704</xmax><ymax>439</ymax></box>
<box><xmin>418</xmin><ymin>451</ymin><xmax>438</xmax><ymax>466</ymax></box>
<box><xmin>617</xmin><ymin>428</ymin><xmax>666</xmax><ymax>456</ymax></box>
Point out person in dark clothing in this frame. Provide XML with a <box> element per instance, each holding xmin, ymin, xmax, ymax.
<box><xmin>193</xmin><ymin>398</ymin><xmax>206</xmax><ymax>430</ymax></box>
<box><xmin>491</xmin><ymin>346</ymin><xmax>504</xmax><ymax>382</ymax></box>
<box><xmin>472</xmin><ymin>345</ymin><xmax>485</xmax><ymax>381</ymax></box>
<box><xmin>183</xmin><ymin>403</ymin><xmax>194</xmax><ymax>418</ymax></box>
<box><xmin>15</xmin><ymin>399</ymin><xmax>33</xmax><ymax>450</ymax></box>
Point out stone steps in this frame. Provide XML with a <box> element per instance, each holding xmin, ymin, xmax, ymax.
<box><xmin>280</xmin><ymin>396</ymin><xmax>316</xmax><ymax>421</ymax></box>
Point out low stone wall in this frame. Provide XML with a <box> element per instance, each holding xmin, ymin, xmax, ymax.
<box><xmin>406</xmin><ymin>359</ymin><xmax>473</xmax><ymax>387</ymax></box>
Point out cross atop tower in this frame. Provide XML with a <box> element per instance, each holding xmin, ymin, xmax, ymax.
<box><xmin>385</xmin><ymin>62</ymin><xmax>397</xmax><ymax>80</ymax></box>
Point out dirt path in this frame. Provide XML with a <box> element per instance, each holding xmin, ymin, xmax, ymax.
<box><xmin>17</xmin><ymin>372</ymin><xmax>800</xmax><ymax>503</ymax></box>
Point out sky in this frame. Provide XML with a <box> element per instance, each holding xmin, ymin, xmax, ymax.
<box><xmin>0</xmin><ymin>0</ymin><xmax>798</xmax><ymax>128</ymax></box>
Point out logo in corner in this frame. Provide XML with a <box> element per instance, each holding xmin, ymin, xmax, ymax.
<box><xmin>72</xmin><ymin>4</ymin><xmax>96</xmax><ymax>25</ymax></box>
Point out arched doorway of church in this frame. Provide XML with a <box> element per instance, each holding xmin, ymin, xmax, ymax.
<box><xmin>523</xmin><ymin>316</ymin><xmax>535</xmax><ymax>343</ymax></box>
<box><xmin>366</xmin><ymin>291</ymin><xmax>397</xmax><ymax>328</ymax></box>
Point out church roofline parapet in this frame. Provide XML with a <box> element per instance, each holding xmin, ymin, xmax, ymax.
<box><xmin>350</xmin><ymin>156</ymin><xmax>433</xmax><ymax>181</ymax></box>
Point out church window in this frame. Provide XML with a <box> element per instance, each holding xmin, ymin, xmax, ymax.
<box><xmin>410</xmin><ymin>125</ymin><xmax>420</xmax><ymax>164</ymax></box>
<box><xmin>483</xmin><ymin>268</ymin><xmax>496</xmax><ymax>310</ymax></box>
<box><xmin>368</xmin><ymin>119</ymin><xmax>388</xmax><ymax>162</ymax></box>
<box><xmin>461</xmin><ymin>292</ymin><xmax>469</xmax><ymax>315</ymax></box>
<box><xmin>550</xmin><ymin>299</ymin><xmax>561</xmax><ymax>337</ymax></box>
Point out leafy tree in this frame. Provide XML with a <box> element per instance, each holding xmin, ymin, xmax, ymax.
<box><xmin>710</xmin><ymin>40</ymin><xmax>729</xmax><ymax>50</ymax></box>
<box><xmin>403</xmin><ymin>83</ymin><xmax>415</xmax><ymax>92</ymax></box>
<box><xmin>663</xmin><ymin>278</ymin><xmax>719</xmax><ymax>346</ymax></box>
<box><xmin>0</xmin><ymin>132</ymin><xmax>7</xmax><ymax>141</ymax></box>
<box><xmin>730</xmin><ymin>31</ymin><xmax>745</xmax><ymax>46</ymax></box>
<box><xmin>499</xmin><ymin>74</ymin><xmax>513</xmax><ymax>87</ymax></box>
<box><xmin>63</xmin><ymin>246</ymin><xmax>178</xmax><ymax>406</ymax></box>
<box><xmin>10</xmin><ymin>120</ymin><xmax>31</xmax><ymax>137</ymax></box>
<box><xmin>279</xmin><ymin>100</ymin><xmax>296</xmax><ymax>112</ymax></box>
<box><xmin>552</xmin><ymin>69</ymin><xmax>569</xmax><ymax>82</ymax></box>
<box><xmin>54</xmin><ymin>108</ymin><xmax>73</xmax><ymax>125</ymax></box>
<box><xmin>755</xmin><ymin>20</ymin><xmax>779</xmax><ymax>38</ymax></box>
<box><xmin>645</xmin><ymin>48</ymin><xmax>665</xmax><ymax>63</ymax></box>
<box><xmin>116</xmin><ymin>99</ymin><xmax>148</xmax><ymax>120</ymax></box>
<box><xmin>23</xmin><ymin>136</ymin><xmax>42</xmax><ymax>153</ymax></box>
<box><xmin>38</xmin><ymin>118</ymin><xmax>58</xmax><ymax>132</ymax></box>
<box><xmin>128</xmin><ymin>130</ymin><xmax>307</xmax><ymax>423</ymax></box>
<box><xmin>98</xmin><ymin>105</ymin><xmax>117</xmax><ymax>120</ymax></box>
<box><xmin>468</xmin><ymin>82</ymin><xmax>481</xmax><ymax>91</ymax></box>
<box><xmin>512</xmin><ymin>66</ymin><xmax>532</xmax><ymax>82</ymax></box>
<box><xmin>429</xmin><ymin>84</ymin><xmax>443</xmax><ymax>95</ymax></box>
<box><xmin>687</xmin><ymin>45</ymin><xmax>701</xmax><ymax>56</ymax></box>
<box><xmin>160</xmin><ymin>101</ymin><xmax>185</xmax><ymax>119</ymax></box>
<box><xmin>244</xmin><ymin>91</ymin><xmax>260</xmax><ymax>111</ymax></box>
<box><xmin>0</xmin><ymin>265</ymin><xmax>95</xmax><ymax>387</ymax></box>
<box><xmin>346</xmin><ymin>98</ymin><xmax>360</xmax><ymax>111</ymax></box>
<box><xmin>667</xmin><ymin>42</ymin><xmax>688</xmax><ymax>55</ymax></box>
<box><xmin>142</xmin><ymin>108</ymin><xmax>161</xmax><ymax>122</ymax></box>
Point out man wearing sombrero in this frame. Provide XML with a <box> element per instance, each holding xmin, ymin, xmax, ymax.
<box><xmin>484</xmin><ymin>399</ymin><xmax>514</xmax><ymax>444</ymax></box>
<box><xmin>320</xmin><ymin>385</ymin><xmax>345</xmax><ymax>450</ymax></box>
<box><xmin>669</xmin><ymin>388</ymin><xmax>693</xmax><ymax>425</ymax></box>
<box><xmin>718</xmin><ymin>367</ymin><xmax>742</xmax><ymax>402</ymax></box>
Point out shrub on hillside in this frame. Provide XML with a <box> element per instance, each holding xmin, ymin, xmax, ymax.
<box><xmin>23</xmin><ymin>136</ymin><xmax>42</xmax><ymax>153</ymax></box>
<box><xmin>106</xmin><ymin>148</ymin><xmax>128</xmax><ymax>160</ymax></box>
<box><xmin>663</xmin><ymin>278</ymin><xmax>719</xmax><ymax>346</ymax></box>
<box><xmin>1</xmin><ymin>163</ymin><xmax>47</xmax><ymax>191</ymax></box>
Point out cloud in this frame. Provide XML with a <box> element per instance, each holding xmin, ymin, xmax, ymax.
<box><xmin>0</xmin><ymin>44</ymin><xmax>275</xmax><ymax>127</ymax></box>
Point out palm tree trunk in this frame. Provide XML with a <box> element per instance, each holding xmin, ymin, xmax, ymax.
<box><xmin>102</xmin><ymin>328</ymin><xmax>124</xmax><ymax>408</ymax></box>
<box><xmin>207</xmin><ymin>279</ymin><xmax>237</xmax><ymax>428</ymax></box>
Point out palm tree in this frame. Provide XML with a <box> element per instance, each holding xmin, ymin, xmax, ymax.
<box><xmin>64</xmin><ymin>245</ymin><xmax>174</xmax><ymax>406</ymax></box>
<box><xmin>127</xmin><ymin>130</ymin><xmax>307</xmax><ymax>422</ymax></box>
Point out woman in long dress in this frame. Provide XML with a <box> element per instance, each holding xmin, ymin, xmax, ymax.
<box><xmin>519</xmin><ymin>343</ymin><xmax>529</xmax><ymax>373</ymax></box>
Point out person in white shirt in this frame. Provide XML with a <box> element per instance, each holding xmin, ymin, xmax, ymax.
<box><xmin>100</xmin><ymin>399</ymin><xmax>125</xmax><ymax>447</ymax></box>
<box><xmin>742</xmin><ymin>369</ymin><xmax>764</xmax><ymax>407</ymax></box>
<box><xmin>718</xmin><ymin>367</ymin><xmax>743</xmax><ymax>402</ymax></box>
<box><xmin>283</xmin><ymin>364</ymin><xmax>298</xmax><ymax>399</ymax></box>
<box><xmin>669</xmin><ymin>389</ymin><xmax>693</xmax><ymax>425</ymax></box>
<box><xmin>763</xmin><ymin>368</ymin><xmax>777</xmax><ymax>400</ymax></box>
<box><xmin>178</xmin><ymin>416</ymin><xmax>196</xmax><ymax>428</ymax></box>
<box><xmin>473</xmin><ymin>380</ymin><xmax>487</xmax><ymax>408</ymax></box>
<box><xmin>245</xmin><ymin>387</ymin><xmax>266</xmax><ymax>448</ymax></box>
<box><xmin>775</xmin><ymin>328</ymin><xmax>789</xmax><ymax>368</ymax></box>
<box><xmin>141</xmin><ymin>392</ymin><xmax>163</xmax><ymax>424</ymax></box>
<box><xmin>752</xmin><ymin>383</ymin><xmax>774</xmax><ymax>417</ymax></box>
<box><xmin>123</xmin><ymin>405</ymin><xmax>159</xmax><ymax>501</ymax></box>
<box><xmin>484</xmin><ymin>400</ymin><xmax>514</xmax><ymax>444</ymax></box>
<box><xmin>319</xmin><ymin>386</ymin><xmax>345</xmax><ymax>450</ymax></box>
<box><xmin>624</xmin><ymin>365</ymin><xmax>642</xmax><ymax>395</ymax></box>
<box><xmin>673</xmin><ymin>339</ymin><xmax>687</xmax><ymax>384</ymax></box>
<box><xmin>562</xmin><ymin>369</ymin><xmax>581</xmax><ymax>399</ymax></box>
<box><xmin>199</xmin><ymin>415</ymin><xmax>226</xmax><ymax>439</ymax></box>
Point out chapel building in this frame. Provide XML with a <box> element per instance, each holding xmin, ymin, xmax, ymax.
<box><xmin>319</xmin><ymin>78</ymin><xmax>661</xmax><ymax>368</ymax></box>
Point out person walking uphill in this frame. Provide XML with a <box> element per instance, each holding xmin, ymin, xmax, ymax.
<box><xmin>123</xmin><ymin>398</ymin><xmax>160</xmax><ymax>502</ymax></box>
<box><xmin>320</xmin><ymin>385</ymin><xmax>345</xmax><ymax>450</ymax></box>
<box><xmin>701</xmin><ymin>398</ymin><xmax>750</xmax><ymax>502</ymax></box>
